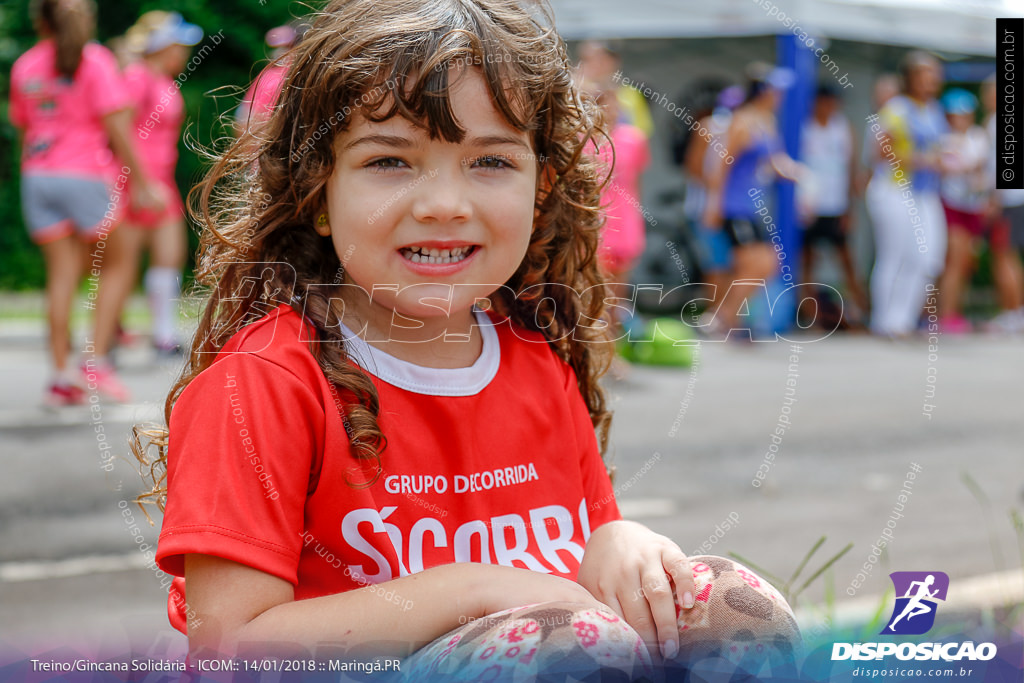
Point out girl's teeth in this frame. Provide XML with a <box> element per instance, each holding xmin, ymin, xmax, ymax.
<box><xmin>403</xmin><ymin>246</ymin><xmax>472</xmax><ymax>264</ymax></box>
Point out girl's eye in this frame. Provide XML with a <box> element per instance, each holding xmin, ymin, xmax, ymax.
<box><xmin>471</xmin><ymin>155</ymin><xmax>514</xmax><ymax>170</ymax></box>
<box><xmin>366</xmin><ymin>157</ymin><xmax>407</xmax><ymax>171</ymax></box>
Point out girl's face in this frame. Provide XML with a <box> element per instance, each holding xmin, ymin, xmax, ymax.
<box><xmin>325</xmin><ymin>68</ymin><xmax>538</xmax><ymax>327</ymax></box>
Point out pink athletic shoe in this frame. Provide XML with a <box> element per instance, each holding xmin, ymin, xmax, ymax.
<box><xmin>81</xmin><ymin>361</ymin><xmax>132</xmax><ymax>403</ymax></box>
<box><xmin>939</xmin><ymin>315</ymin><xmax>972</xmax><ymax>334</ymax></box>
<box><xmin>44</xmin><ymin>383</ymin><xmax>86</xmax><ymax>408</ymax></box>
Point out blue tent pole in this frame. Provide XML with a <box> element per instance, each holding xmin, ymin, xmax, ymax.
<box><xmin>771</xmin><ymin>33</ymin><xmax>815</xmax><ymax>334</ymax></box>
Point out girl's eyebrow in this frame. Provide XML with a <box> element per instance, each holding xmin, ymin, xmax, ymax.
<box><xmin>467</xmin><ymin>134</ymin><xmax>532</xmax><ymax>152</ymax></box>
<box><xmin>342</xmin><ymin>134</ymin><xmax>417</xmax><ymax>151</ymax></box>
<box><xmin>342</xmin><ymin>133</ymin><xmax>530</xmax><ymax>153</ymax></box>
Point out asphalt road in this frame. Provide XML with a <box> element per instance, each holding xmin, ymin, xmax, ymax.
<box><xmin>1</xmin><ymin>316</ymin><xmax>1021</xmax><ymax>656</ymax></box>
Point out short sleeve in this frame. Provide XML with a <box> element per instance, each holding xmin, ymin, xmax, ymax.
<box><xmin>564</xmin><ymin>362</ymin><xmax>620</xmax><ymax>530</ymax></box>
<box><xmin>8</xmin><ymin>61</ymin><xmax>28</xmax><ymax>129</ymax></box>
<box><xmin>83</xmin><ymin>45</ymin><xmax>130</xmax><ymax>117</ymax></box>
<box><xmin>156</xmin><ymin>352</ymin><xmax>325</xmax><ymax>584</ymax></box>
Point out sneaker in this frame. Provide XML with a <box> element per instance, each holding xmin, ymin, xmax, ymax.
<box><xmin>44</xmin><ymin>383</ymin><xmax>86</xmax><ymax>408</ymax></box>
<box><xmin>115</xmin><ymin>322</ymin><xmax>139</xmax><ymax>349</ymax></box>
<box><xmin>939</xmin><ymin>315</ymin><xmax>972</xmax><ymax>334</ymax></box>
<box><xmin>983</xmin><ymin>309</ymin><xmax>1024</xmax><ymax>334</ymax></box>
<box><xmin>153</xmin><ymin>339</ymin><xmax>184</xmax><ymax>357</ymax></box>
<box><xmin>81</xmin><ymin>360</ymin><xmax>132</xmax><ymax>403</ymax></box>
<box><xmin>696</xmin><ymin>311</ymin><xmax>726</xmax><ymax>340</ymax></box>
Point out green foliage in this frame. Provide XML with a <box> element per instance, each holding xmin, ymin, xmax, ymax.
<box><xmin>730</xmin><ymin>536</ymin><xmax>854</xmax><ymax>609</ymax></box>
<box><xmin>0</xmin><ymin>0</ymin><xmax>299</xmax><ymax>289</ymax></box>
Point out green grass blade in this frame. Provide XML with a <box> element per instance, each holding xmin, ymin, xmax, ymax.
<box><xmin>792</xmin><ymin>542</ymin><xmax>854</xmax><ymax>601</ymax></box>
<box><xmin>788</xmin><ymin>536</ymin><xmax>826</xmax><ymax>586</ymax></box>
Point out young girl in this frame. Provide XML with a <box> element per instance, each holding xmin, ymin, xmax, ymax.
<box><xmin>138</xmin><ymin>0</ymin><xmax>799</xmax><ymax>676</ymax></box>
<box><xmin>107</xmin><ymin>11</ymin><xmax>202</xmax><ymax>360</ymax></box>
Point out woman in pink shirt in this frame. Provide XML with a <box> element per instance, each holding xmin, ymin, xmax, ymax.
<box><xmin>9</xmin><ymin>0</ymin><xmax>161</xmax><ymax>405</ymax></box>
<box><xmin>235</xmin><ymin>24</ymin><xmax>300</xmax><ymax>136</ymax></box>
<box><xmin>103</xmin><ymin>12</ymin><xmax>202</xmax><ymax>357</ymax></box>
<box><xmin>596</xmin><ymin>93</ymin><xmax>650</xmax><ymax>281</ymax></box>
<box><xmin>590</xmin><ymin>87</ymin><xmax>650</xmax><ymax>376</ymax></box>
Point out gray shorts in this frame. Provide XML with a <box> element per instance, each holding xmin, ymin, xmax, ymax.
<box><xmin>21</xmin><ymin>174</ymin><xmax>124</xmax><ymax>244</ymax></box>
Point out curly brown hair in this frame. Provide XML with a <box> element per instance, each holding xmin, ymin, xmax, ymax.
<box><xmin>133</xmin><ymin>0</ymin><xmax>615</xmax><ymax>511</ymax></box>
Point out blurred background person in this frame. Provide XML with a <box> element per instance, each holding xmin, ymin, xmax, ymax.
<box><xmin>8</xmin><ymin>0</ymin><xmax>160</xmax><ymax>405</ymax></box>
<box><xmin>936</xmin><ymin>88</ymin><xmax>991</xmax><ymax>334</ymax></box>
<box><xmin>106</xmin><ymin>11</ymin><xmax>202</xmax><ymax>364</ymax></box>
<box><xmin>980</xmin><ymin>75</ymin><xmax>1024</xmax><ymax>333</ymax></box>
<box><xmin>799</xmin><ymin>84</ymin><xmax>867</xmax><ymax>325</ymax></box>
<box><xmin>703</xmin><ymin>63</ymin><xmax>803</xmax><ymax>338</ymax></box>
<box><xmin>235</xmin><ymin>23</ymin><xmax>301</xmax><ymax>136</ymax></box>
<box><xmin>684</xmin><ymin>85</ymin><xmax>741</xmax><ymax>322</ymax></box>
<box><xmin>577</xmin><ymin>39</ymin><xmax>653</xmax><ymax>138</ymax></box>
<box><xmin>859</xmin><ymin>74</ymin><xmax>900</xmax><ymax>193</ymax></box>
<box><xmin>866</xmin><ymin>51</ymin><xmax>947</xmax><ymax>339</ymax></box>
<box><xmin>593</xmin><ymin>84</ymin><xmax>650</xmax><ymax>372</ymax></box>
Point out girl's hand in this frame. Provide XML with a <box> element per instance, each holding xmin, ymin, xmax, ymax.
<box><xmin>577</xmin><ymin>520</ymin><xmax>696</xmax><ymax>660</ymax></box>
<box><xmin>477</xmin><ymin>564</ymin><xmax>609</xmax><ymax>617</ymax></box>
<box><xmin>132</xmin><ymin>180</ymin><xmax>166</xmax><ymax>213</ymax></box>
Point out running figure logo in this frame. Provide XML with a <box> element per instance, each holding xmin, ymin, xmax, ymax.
<box><xmin>881</xmin><ymin>571</ymin><xmax>949</xmax><ymax>635</ymax></box>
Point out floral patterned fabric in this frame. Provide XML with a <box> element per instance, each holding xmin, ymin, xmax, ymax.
<box><xmin>399</xmin><ymin>555</ymin><xmax>801</xmax><ymax>681</ymax></box>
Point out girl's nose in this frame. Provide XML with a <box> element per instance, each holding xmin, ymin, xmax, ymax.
<box><xmin>410</xmin><ymin>168</ymin><xmax>472</xmax><ymax>225</ymax></box>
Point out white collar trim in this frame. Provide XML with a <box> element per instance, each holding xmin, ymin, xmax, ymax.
<box><xmin>339</xmin><ymin>309</ymin><xmax>500</xmax><ymax>396</ymax></box>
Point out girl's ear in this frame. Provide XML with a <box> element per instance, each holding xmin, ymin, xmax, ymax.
<box><xmin>314</xmin><ymin>212</ymin><xmax>332</xmax><ymax>237</ymax></box>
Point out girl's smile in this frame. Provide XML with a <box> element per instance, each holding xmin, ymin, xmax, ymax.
<box><xmin>399</xmin><ymin>241</ymin><xmax>480</xmax><ymax>274</ymax></box>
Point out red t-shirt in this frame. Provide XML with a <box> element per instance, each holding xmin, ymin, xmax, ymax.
<box><xmin>156</xmin><ymin>305</ymin><xmax>620</xmax><ymax>632</ymax></box>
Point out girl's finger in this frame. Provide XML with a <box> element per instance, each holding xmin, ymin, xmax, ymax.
<box><xmin>641</xmin><ymin>567</ymin><xmax>679</xmax><ymax>660</ymax></box>
<box><xmin>663</xmin><ymin>549</ymin><xmax>696</xmax><ymax>612</ymax></box>
<box><xmin>620</xmin><ymin>573</ymin><xmax>658</xmax><ymax>656</ymax></box>
<box><xmin>602</xmin><ymin>592</ymin><xmax>625</xmax><ymax>620</ymax></box>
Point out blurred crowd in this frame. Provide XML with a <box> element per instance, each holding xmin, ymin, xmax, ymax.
<box><xmin>7</xmin><ymin>1</ymin><xmax>1020</xmax><ymax>406</ymax></box>
<box><xmin>7</xmin><ymin>0</ymin><xmax>298</xmax><ymax>406</ymax></box>
<box><xmin>576</xmin><ymin>41</ymin><xmax>1024</xmax><ymax>345</ymax></box>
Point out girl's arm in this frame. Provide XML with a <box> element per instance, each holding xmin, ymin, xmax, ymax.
<box><xmin>770</xmin><ymin>152</ymin><xmax>806</xmax><ymax>183</ymax></box>
<box><xmin>683</xmin><ymin>118</ymin><xmax>711</xmax><ymax>182</ymax></box>
<box><xmin>102</xmin><ymin>108</ymin><xmax>163</xmax><ymax>210</ymax></box>
<box><xmin>186</xmin><ymin>554</ymin><xmax>608</xmax><ymax>657</ymax></box>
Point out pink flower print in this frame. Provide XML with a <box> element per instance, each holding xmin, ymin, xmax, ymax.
<box><xmin>573</xmin><ymin>620</ymin><xmax>600</xmax><ymax>647</ymax></box>
<box><xmin>737</xmin><ymin>569</ymin><xmax>761</xmax><ymax>589</ymax></box>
